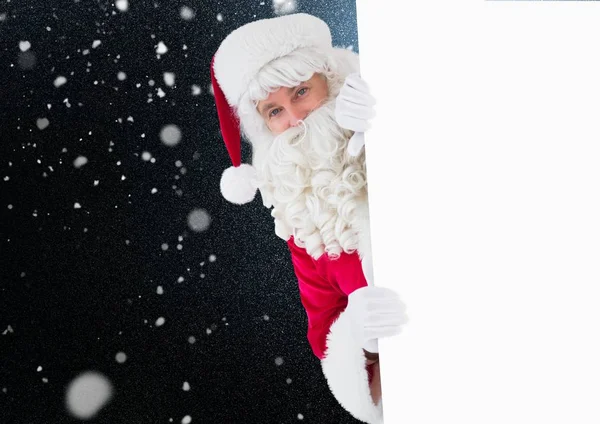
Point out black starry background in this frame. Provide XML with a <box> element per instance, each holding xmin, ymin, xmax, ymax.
<box><xmin>0</xmin><ymin>0</ymin><xmax>362</xmax><ymax>423</ymax></box>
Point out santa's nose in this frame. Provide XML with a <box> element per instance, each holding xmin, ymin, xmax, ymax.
<box><xmin>288</xmin><ymin>107</ymin><xmax>308</xmax><ymax>127</ymax></box>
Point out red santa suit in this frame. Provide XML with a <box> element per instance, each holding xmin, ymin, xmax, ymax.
<box><xmin>287</xmin><ymin>235</ymin><xmax>382</xmax><ymax>424</ymax></box>
<box><xmin>287</xmin><ymin>235</ymin><xmax>368</xmax><ymax>359</ymax></box>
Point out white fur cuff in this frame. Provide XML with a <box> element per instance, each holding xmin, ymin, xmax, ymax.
<box><xmin>321</xmin><ymin>308</ymin><xmax>384</xmax><ymax>424</ymax></box>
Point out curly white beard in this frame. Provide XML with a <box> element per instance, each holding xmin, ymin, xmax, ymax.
<box><xmin>251</xmin><ymin>99</ymin><xmax>372</xmax><ymax>261</ymax></box>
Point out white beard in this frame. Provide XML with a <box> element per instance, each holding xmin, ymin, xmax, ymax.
<box><xmin>250</xmin><ymin>99</ymin><xmax>373</xmax><ymax>264</ymax></box>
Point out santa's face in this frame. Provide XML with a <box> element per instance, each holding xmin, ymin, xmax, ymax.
<box><xmin>256</xmin><ymin>73</ymin><xmax>329</xmax><ymax>135</ymax></box>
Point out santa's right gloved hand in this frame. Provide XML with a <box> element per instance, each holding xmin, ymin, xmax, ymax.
<box><xmin>346</xmin><ymin>286</ymin><xmax>409</xmax><ymax>354</ymax></box>
<box><xmin>335</xmin><ymin>73</ymin><xmax>376</xmax><ymax>157</ymax></box>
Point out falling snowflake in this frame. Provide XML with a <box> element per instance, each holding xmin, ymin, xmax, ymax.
<box><xmin>182</xmin><ymin>381</ymin><xmax>190</xmax><ymax>391</ymax></box>
<box><xmin>273</xmin><ymin>0</ymin><xmax>297</xmax><ymax>15</ymax></box>
<box><xmin>155</xmin><ymin>317</ymin><xmax>166</xmax><ymax>327</ymax></box>
<box><xmin>275</xmin><ymin>357</ymin><xmax>284</xmax><ymax>366</ymax></box>
<box><xmin>115</xmin><ymin>0</ymin><xmax>129</xmax><ymax>12</ymax></box>
<box><xmin>182</xmin><ymin>416</ymin><xmax>192</xmax><ymax>424</ymax></box>
<box><xmin>117</xmin><ymin>71</ymin><xmax>127</xmax><ymax>81</ymax></box>
<box><xmin>19</xmin><ymin>41</ymin><xmax>31</xmax><ymax>52</ymax></box>
<box><xmin>115</xmin><ymin>352</ymin><xmax>127</xmax><ymax>363</ymax></box>
<box><xmin>164</xmin><ymin>72</ymin><xmax>175</xmax><ymax>87</ymax></box>
<box><xmin>187</xmin><ymin>209</ymin><xmax>211</xmax><ymax>233</ymax></box>
<box><xmin>156</xmin><ymin>286</ymin><xmax>164</xmax><ymax>294</ymax></box>
<box><xmin>92</xmin><ymin>40</ymin><xmax>101</xmax><ymax>48</ymax></box>
<box><xmin>216</xmin><ymin>13</ymin><xmax>223</xmax><ymax>22</ymax></box>
<box><xmin>180</xmin><ymin>6</ymin><xmax>195</xmax><ymax>21</ymax></box>
<box><xmin>160</xmin><ymin>125</ymin><xmax>181</xmax><ymax>147</ymax></box>
<box><xmin>156</xmin><ymin>41</ymin><xmax>168</xmax><ymax>55</ymax></box>
<box><xmin>36</xmin><ymin>118</ymin><xmax>50</xmax><ymax>130</ymax></box>
<box><xmin>73</xmin><ymin>156</ymin><xmax>88</xmax><ymax>168</ymax></box>
<box><xmin>65</xmin><ymin>371</ymin><xmax>114</xmax><ymax>420</ymax></box>
<box><xmin>54</xmin><ymin>76</ymin><xmax>67</xmax><ymax>88</ymax></box>
<box><xmin>191</xmin><ymin>85</ymin><xmax>202</xmax><ymax>96</ymax></box>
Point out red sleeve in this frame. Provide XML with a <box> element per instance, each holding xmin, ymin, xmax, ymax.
<box><xmin>286</xmin><ymin>238</ymin><xmax>347</xmax><ymax>359</ymax></box>
<box><xmin>326</xmin><ymin>250</ymin><xmax>369</xmax><ymax>296</ymax></box>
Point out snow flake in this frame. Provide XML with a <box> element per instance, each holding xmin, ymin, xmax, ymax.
<box><xmin>73</xmin><ymin>156</ymin><xmax>88</xmax><ymax>168</ymax></box>
<box><xmin>65</xmin><ymin>371</ymin><xmax>113</xmax><ymax>420</ymax></box>
<box><xmin>156</xmin><ymin>286</ymin><xmax>163</xmax><ymax>294</ymax></box>
<box><xmin>180</xmin><ymin>6</ymin><xmax>195</xmax><ymax>21</ymax></box>
<box><xmin>36</xmin><ymin>118</ymin><xmax>50</xmax><ymax>130</ymax></box>
<box><xmin>117</xmin><ymin>71</ymin><xmax>127</xmax><ymax>81</ymax></box>
<box><xmin>191</xmin><ymin>85</ymin><xmax>201</xmax><ymax>96</ymax></box>
<box><xmin>115</xmin><ymin>352</ymin><xmax>127</xmax><ymax>363</ymax></box>
<box><xmin>155</xmin><ymin>317</ymin><xmax>166</xmax><ymax>327</ymax></box>
<box><xmin>216</xmin><ymin>13</ymin><xmax>223</xmax><ymax>22</ymax></box>
<box><xmin>19</xmin><ymin>41</ymin><xmax>31</xmax><ymax>52</ymax></box>
<box><xmin>182</xmin><ymin>381</ymin><xmax>190</xmax><ymax>391</ymax></box>
<box><xmin>164</xmin><ymin>72</ymin><xmax>175</xmax><ymax>87</ymax></box>
<box><xmin>92</xmin><ymin>40</ymin><xmax>101</xmax><ymax>49</ymax></box>
<box><xmin>159</xmin><ymin>125</ymin><xmax>181</xmax><ymax>147</ymax></box>
<box><xmin>208</xmin><ymin>254</ymin><xmax>216</xmax><ymax>263</ymax></box>
<box><xmin>115</xmin><ymin>0</ymin><xmax>129</xmax><ymax>12</ymax></box>
<box><xmin>156</xmin><ymin>41</ymin><xmax>168</xmax><ymax>55</ymax></box>
<box><xmin>74</xmin><ymin>203</ymin><xmax>82</xmax><ymax>209</ymax></box>
<box><xmin>275</xmin><ymin>357</ymin><xmax>284</xmax><ymax>366</ymax></box>
<box><xmin>273</xmin><ymin>0</ymin><xmax>297</xmax><ymax>15</ymax></box>
<box><xmin>182</xmin><ymin>416</ymin><xmax>192</xmax><ymax>424</ymax></box>
<box><xmin>187</xmin><ymin>209</ymin><xmax>211</xmax><ymax>232</ymax></box>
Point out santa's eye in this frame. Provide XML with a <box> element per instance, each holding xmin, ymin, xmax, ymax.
<box><xmin>269</xmin><ymin>108</ymin><xmax>282</xmax><ymax>118</ymax></box>
<box><xmin>296</xmin><ymin>87</ymin><xmax>308</xmax><ymax>97</ymax></box>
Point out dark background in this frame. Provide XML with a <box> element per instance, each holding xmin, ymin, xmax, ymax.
<box><xmin>0</xmin><ymin>1</ymin><xmax>363</xmax><ymax>423</ymax></box>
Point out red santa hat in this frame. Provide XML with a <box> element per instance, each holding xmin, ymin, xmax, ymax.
<box><xmin>210</xmin><ymin>13</ymin><xmax>333</xmax><ymax>205</ymax></box>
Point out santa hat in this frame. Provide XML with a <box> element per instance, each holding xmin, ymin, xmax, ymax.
<box><xmin>210</xmin><ymin>13</ymin><xmax>333</xmax><ymax>205</ymax></box>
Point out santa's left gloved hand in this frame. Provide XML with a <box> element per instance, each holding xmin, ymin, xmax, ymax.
<box><xmin>346</xmin><ymin>286</ymin><xmax>408</xmax><ymax>354</ymax></box>
<box><xmin>335</xmin><ymin>73</ymin><xmax>376</xmax><ymax>157</ymax></box>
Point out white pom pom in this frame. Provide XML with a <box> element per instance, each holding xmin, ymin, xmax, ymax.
<box><xmin>220</xmin><ymin>164</ymin><xmax>258</xmax><ymax>205</ymax></box>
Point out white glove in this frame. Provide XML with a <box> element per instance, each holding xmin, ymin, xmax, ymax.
<box><xmin>346</xmin><ymin>286</ymin><xmax>408</xmax><ymax>354</ymax></box>
<box><xmin>335</xmin><ymin>73</ymin><xmax>376</xmax><ymax>156</ymax></box>
<box><xmin>347</xmin><ymin>132</ymin><xmax>365</xmax><ymax>157</ymax></box>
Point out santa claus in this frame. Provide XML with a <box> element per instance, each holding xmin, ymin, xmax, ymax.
<box><xmin>210</xmin><ymin>13</ymin><xmax>408</xmax><ymax>424</ymax></box>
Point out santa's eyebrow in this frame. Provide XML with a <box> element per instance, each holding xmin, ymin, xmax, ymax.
<box><xmin>259</xmin><ymin>102</ymin><xmax>277</xmax><ymax>116</ymax></box>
